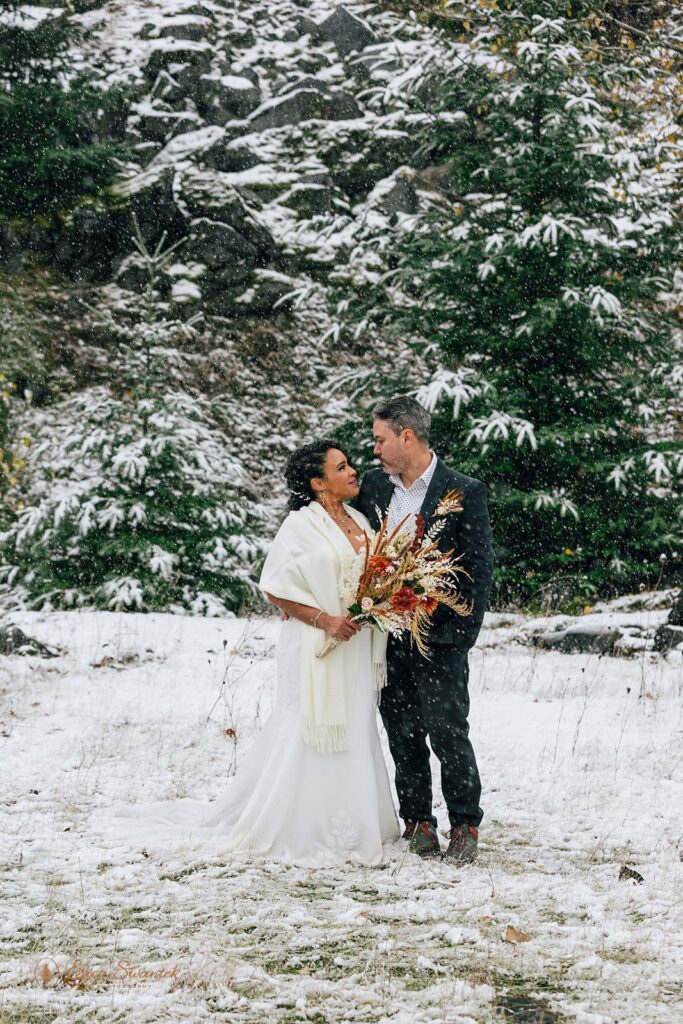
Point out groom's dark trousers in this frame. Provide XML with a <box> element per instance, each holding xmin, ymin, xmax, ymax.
<box><xmin>354</xmin><ymin>458</ymin><xmax>494</xmax><ymax>829</ymax></box>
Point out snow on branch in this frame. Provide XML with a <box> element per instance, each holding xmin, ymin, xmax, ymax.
<box><xmin>415</xmin><ymin>367</ymin><xmax>490</xmax><ymax>420</ymax></box>
<box><xmin>467</xmin><ymin>412</ymin><xmax>538</xmax><ymax>451</ymax></box>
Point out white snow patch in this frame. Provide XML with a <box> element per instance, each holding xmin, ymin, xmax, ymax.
<box><xmin>0</xmin><ymin>607</ymin><xmax>680</xmax><ymax>1022</ymax></box>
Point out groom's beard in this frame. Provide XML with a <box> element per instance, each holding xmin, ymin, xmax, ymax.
<box><xmin>379</xmin><ymin>456</ymin><xmax>409</xmax><ymax>476</ymax></box>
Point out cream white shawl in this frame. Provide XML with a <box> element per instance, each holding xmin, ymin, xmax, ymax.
<box><xmin>259</xmin><ymin>500</ymin><xmax>386</xmax><ymax>753</ymax></box>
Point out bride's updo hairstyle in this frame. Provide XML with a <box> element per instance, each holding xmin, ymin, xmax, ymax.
<box><xmin>285</xmin><ymin>439</ymin><xmax>348</xmax><ymax>511</ymax></box>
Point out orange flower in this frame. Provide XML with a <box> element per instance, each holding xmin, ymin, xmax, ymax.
<box><xmin>420</xmin><ymin>596</ymin><xmax>439</xmax><ymax>615</ymax></box>
<box><xmin>391</xmin><ymin>587</ymin><xmax>420</xmax><ymax>612</ymax></box>
<box><xmin>368</xmin><ymin>555</ymin><xmax>393</xmax><ymax>574</ymax></box>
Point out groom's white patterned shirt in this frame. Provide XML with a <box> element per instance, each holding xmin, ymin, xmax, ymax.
<box><xmin>387</xmin><ymin>451</ymin><xmax>437</xmax><ymax>533</ymax></box>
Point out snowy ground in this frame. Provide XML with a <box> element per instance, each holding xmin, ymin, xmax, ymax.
<box><xmin>0</xmin><ymin>608</ymin><xmax>681</xmax><ymax>1024</ymax></box>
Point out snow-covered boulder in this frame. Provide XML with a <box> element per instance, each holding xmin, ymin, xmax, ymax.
<box><xmin>180</xmin><ymin>171</ymin><xmax>274</xmax><ymax>254</ymax></box>
<box><xmin>200</xmin><ymin>133</ymin><xmax>261</xmax><ymax>173</ymax></box>
<box><xmin>316</xmin><ymin>122</ymin><xmax>414</xmax><ymax>199</ymax></box>
<box><xmin>235</xmin><ymin>269</ymin><xmax>298</xmax><ymax>315</ymax></box>
<box><xmin>196</xmin><ymin>73</ymin><xmax>261</xmax><ymax>124</ymax></box>
<box><xmin>279</xmin><ymin>178</ymin><xmax>337</xmax><ymax>218</ymax></box>
<box><xmin>247</xmin><ymin>86</ymin><xmax>361</xmax><ymax>132</ymax></box>
<box><xmin>53</xmin><ymin>167</ymin><xmax>188</xmax><ymax>282</ymax></box>
<box><xmin>653</xmin><ymin>589</ymin><xmax>683</xmax><ymax>651</ymax></box>
<box><xmin>653</xmin><ymin>623</ymin><xmax>683</xmax><ymax>652</ymax></box>
<box><xmin>180</xmin><ymin>218</ymin><xmax>271</xmax><ymax>310</ymax></box>
<box><xmin>155</xmin><ymin>14</ymin><xmax>215</xmax><ymax>43</ymax></box>
<box><xmin>531</xmin><ymin>624</ymin><xmax>621</xmax><ymax>655</ymax></box>
<box><xmin>317</xmin><ymin>8</ymin><xmax>377</xmax><ymax>57</ymax></box>
<box><xmin>113</xmin><ymin>167</ymin><xmax>188</xmax><ymax>252</ymax></box>
<box><xmin>292</xmin><ymin>15</ymin><xmax>319</xmax><ymax>39</ymax></box>
<box><xmin>132</xmin><ymin>104</ymin><xmax>202</xmax><ymax>145</ymax></box>
<box><xmin>142</xmin><ymin>39</ymin><xmax>213</xmax><ymax>84</ymax></box>
<box><xmin>148</xmin><ymin>68</ymin><xmax>186</xmax><ymax>108</ymax></box>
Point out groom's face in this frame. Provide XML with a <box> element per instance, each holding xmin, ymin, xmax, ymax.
<box><xmin>373</xmin><ymin>419</ymin><xmax>410</xmax><ymax>476</ymax></box>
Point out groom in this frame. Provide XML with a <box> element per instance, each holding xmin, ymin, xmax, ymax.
<box><xmin>354</xmin><ymin>395</ymin><xmax>494</xmax><ymax>862</ymax></box>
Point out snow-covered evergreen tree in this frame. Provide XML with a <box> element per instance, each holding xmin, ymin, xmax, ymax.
<box><xmin>0</xmin><ymin>228</ymin><xmax>268</xmax><ymax>614</ymax></box>
<box><xmin>0</xmin><ymin>0</ymin><xmax>124</xmax><ymax>218</ymax></box>
<box><xmin>0</xmin><ymin>368</ymin><xmax>29</xmax><ymax>516</ymax></box>
<box><xmin>0</xmin><ymin>372</ymin><xmax>17</xmax><ymax>500</ymax></box>
<box><xmin>338</xmin><ymin>0</ymin><xmax>683</xmax><ymax>605</ymax></box>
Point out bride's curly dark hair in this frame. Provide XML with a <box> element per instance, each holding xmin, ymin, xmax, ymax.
<box><xmin>285</xmin><ymin>439</ymin><xmax>350</xmax><ymax>511</ymax></box>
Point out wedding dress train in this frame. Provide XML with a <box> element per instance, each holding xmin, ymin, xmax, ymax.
<box><xmin>98</xmin><ymin>622</ymin><xmax>400</xmax><ymax>866</ymax></box>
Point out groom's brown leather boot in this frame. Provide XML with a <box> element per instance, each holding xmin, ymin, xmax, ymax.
<box><xmin>444</xmin><ymin>823</ymin><xmax>479</xmax><ymax>863</ymax></box>
<box><xmin>408</xmin><ymin>820</ymin><xmax>440</xmax><ymax>858</ymax></box>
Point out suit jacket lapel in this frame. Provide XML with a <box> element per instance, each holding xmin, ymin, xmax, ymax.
<box><xmin>419</xmin><ymin>457</ymin><xmax>452</xmax><ymax>521</ymax></box>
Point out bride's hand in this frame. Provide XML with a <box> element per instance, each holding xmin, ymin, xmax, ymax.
<box><xmin>320</xmin><ymin>615</ymin><xmax>359</xmax><ymax>641</ymax></box>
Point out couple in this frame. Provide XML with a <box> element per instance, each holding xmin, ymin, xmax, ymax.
<box><xmin>109</xmin><ymin>396</ymin><xmax>494</xmax><ymax>867</ymax></box>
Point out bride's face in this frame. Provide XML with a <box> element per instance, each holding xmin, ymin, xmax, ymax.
<box><xmin>313</xmin><ymin>448</ymin><xmax>359</xmax><ymax>501</ymax></box>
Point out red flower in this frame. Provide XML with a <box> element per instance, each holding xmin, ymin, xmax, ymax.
<box><xmin>368</xmin><ymin>555</ymin><xmax>393</xmax><ymax>574</ymax></box>
<box><xmin>420</xmin><ymin>596</ymin><xmax>439</xmax><ymax>615</ymax></box>
<box><xmin>411</xmin><ymin>513</ymin><xmax>427</xmax><ymax>552</ymax></box>
<box><xmin>391</xmin><ymin>587</ymin><xmax>420</xmax><ymax>613</ymax></box>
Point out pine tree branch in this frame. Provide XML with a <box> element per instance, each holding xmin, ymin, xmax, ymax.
<box><xmin>412</xmin><ymin>2</ymin><xmax>683</xmax><ymax>58</ymax></box>
<box><xmin>604</xmin><ymin>12</ymin><xmax>683</xmax><ymax>56</ymax></box>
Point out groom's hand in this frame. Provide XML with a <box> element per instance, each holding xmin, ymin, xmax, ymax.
<box><xmin>321</xmin><ymin>615</ymin><xmax>360</xmax><ymax>641</ymax></box>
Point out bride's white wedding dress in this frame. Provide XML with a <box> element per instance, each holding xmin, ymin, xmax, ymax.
<box><xmin>99</xmin><ymin>619</ymin><xmax>399</xmax><ymax>867</ymax></box>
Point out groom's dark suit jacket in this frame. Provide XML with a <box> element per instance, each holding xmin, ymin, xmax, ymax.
<box><xmin>354</xmin><ymin>459</ymin><xmax>495</xmax><ymax>653</ymax></box>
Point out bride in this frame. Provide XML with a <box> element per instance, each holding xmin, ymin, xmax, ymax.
<box><xmin>103</xmin><ymin>439</ymin><xmax>399</xmax><ymax>865</ymax></box>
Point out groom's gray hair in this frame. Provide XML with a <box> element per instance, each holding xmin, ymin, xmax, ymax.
<box><xmin>373</xmin><ymin>395</ymin><xmax>431</xmax><ymax>443</ymax></box>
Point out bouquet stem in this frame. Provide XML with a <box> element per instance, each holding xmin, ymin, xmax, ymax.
<box><xmin>316</xmin><ymin>636</ymin><xmax>342</xmax><ymax>660</ymax></box>
<box><xmin>316</xmin><ymin>615</ymin><xmax>366</xmax><ymax>660</ymax></box>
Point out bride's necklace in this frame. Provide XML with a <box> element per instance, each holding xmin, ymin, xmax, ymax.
<box><xmin>320</xmin><ymin>501</ymin><xmax>365</xmax><ymax>543</ymax></box>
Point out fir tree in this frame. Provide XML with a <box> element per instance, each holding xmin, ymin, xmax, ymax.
<box><xmin>340</xmin><ymin>0</ymin><xmax>683</xmax><ymax>605</ymax></box>
<box><xmin>0</xmin><ymin>225</ymin><xmax>268</xmax><ymax>614</ymax></box>
<box><xmin>0</xmin><ymin>370</ymin><xmax>17</xmax><ymax>501</ymax></box>
<box><xmin>0</xmin><ymin>1</ymin><xmax>125</xmax><ymax>218</ymax></box>
<box><xmin>0</xmin><ymin>368</ymin><xmax>28</xmax><ymax>515</ymax></box>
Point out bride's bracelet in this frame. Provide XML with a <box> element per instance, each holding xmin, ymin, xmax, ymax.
<box><xmin>312</xmin><ymin>610</ymin><xmax>324</xmax><ymax>629</ymax></box>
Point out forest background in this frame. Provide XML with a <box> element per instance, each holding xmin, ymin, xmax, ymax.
<box><xmin>1</xmin><ymin>0</ymin><xmax>682</xmax><ymax>620</ymax></box>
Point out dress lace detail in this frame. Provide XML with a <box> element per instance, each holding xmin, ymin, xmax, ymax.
<box><xmin>325</xmin><ymin>809</ymin><xmax>358</xmax><ymax>861</ymax></box>
<box><xmin>338</xmin><ymin>548</ymin><xmax>365</xmax><ymax>607</ymax></box>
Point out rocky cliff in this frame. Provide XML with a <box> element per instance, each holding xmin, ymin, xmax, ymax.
<box><xmin>20</xmin><ymin>0</ymin><xmax>444</xmax><ymax>323</ymax></box>
<box><xmin>1</xmin><ymin>0</ymin><xmax>445</xmax><ymax>534</ymax></box>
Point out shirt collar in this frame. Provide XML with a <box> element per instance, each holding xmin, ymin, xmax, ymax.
<box><xmin>389</xmin><ymin>451</ymin><xmax>437</xmax><ymax>492</ymax></box>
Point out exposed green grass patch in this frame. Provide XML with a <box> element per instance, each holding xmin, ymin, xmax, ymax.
<box><xmin>347</xmin><ymin>885</ymin><xmax>401</xmax><ymax>904</ymax></box>
<box><xmin>0</xmin><ymin>1010</ymin><xmax>60</xmax><ymax>1024</ymax></box>
<box><xmin>495</xmin><ymin>973</ymin><xmax>565</xmax><ymax>1024</ymax></box>
<box><xmin>158</xmin><ymin>862</ymin><xmax>215</xmax><ymax>881</ymax></box>
<box><xmin>600</xmin><ymin>946</ymin><xmax>648</xmax><ymax>965</ymax></box>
